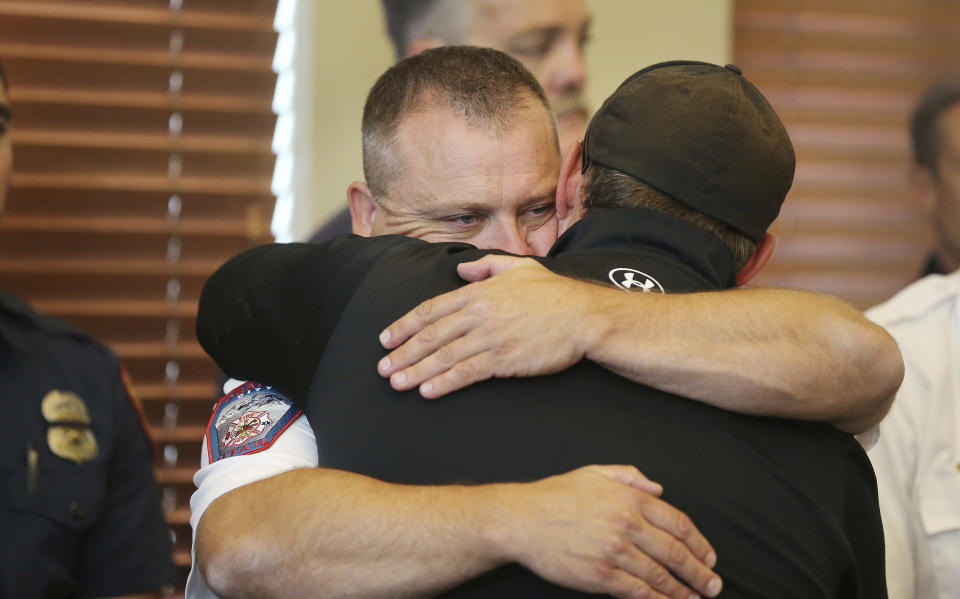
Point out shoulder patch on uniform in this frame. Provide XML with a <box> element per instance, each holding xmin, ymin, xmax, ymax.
<box><xmin>205</xmin><ymin>381</ymin><xmax>302</xmax><ymax>462</ymax></box>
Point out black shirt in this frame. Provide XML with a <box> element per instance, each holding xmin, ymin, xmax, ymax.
<box><xmin>199</xmin><ymin>208</ymin><xmax>887</xmax><ymax>599</ymax></box>
<box><xmin>0</xmin><ymin>290</ymin><xmax>175</xmax><ymax>598</ymax></box>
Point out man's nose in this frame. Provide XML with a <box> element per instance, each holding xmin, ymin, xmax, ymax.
<box><xmin>480</xmin><ymin>223</ymin><xmax>535</xmax><ymax>255</ymax></box>
<box><xmin>547</xmin><ymin>37</ymin><xmax>587</xmax><ymax>94</ymax></box>
<box><xmin>501</xmin><ymin>237</ymin><xmax>535</xmax><ymax>255</ymax></box>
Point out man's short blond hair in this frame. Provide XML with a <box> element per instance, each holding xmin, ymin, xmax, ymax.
<box><xmin>361</xmin><ymin>46</ymin><xmax>558</xmax><ymax>199</ymax></box>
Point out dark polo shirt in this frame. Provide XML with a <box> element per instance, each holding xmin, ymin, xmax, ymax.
<box><xmin>199</xmin><ymin>208</ymin><xmax>886</xmax><ymax>598</ymax></box>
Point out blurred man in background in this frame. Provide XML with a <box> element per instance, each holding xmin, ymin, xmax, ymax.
<box><xmin>383</xmin><ymin>0</ymin><xmax>590</xmax><ymax>151</ymax></box>
<box><xmin>0</xmin><ymin>64</ymin><xmax>175</xmax><ymax>599</ymax></box>
<box><xmin>911</xmin><ymin>79</ymin><xmax>960</xmax><ymax>277</ymax></box>
<box><xmin>310</xmin><ymin>0</ymin><xmax>591</xmax><ymax>242</ymax></box>
<box><xmin>866</xmin><ymin>78</ymin><xmax>960</xmax><ymax>599</ymax></box>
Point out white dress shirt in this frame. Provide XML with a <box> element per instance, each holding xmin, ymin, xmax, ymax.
<box><xmin>867</xmin><ymin>271</ymin><xmax>960</xmax><ymax>599</ymax></box>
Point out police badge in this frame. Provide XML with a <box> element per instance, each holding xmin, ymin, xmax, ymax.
<box><xmin>47</xmin><ymin>425</ymin><xmax>99</xmax><ymax>464</ymax></box>
<box><xmin>41</xmin><ymin>390</ymin><xmax>99</xmax><ymax>463</ymax></box>
<box><xmin>41</xmin><ymin>390</ymin><xmax>91</xmax><ymax>424</ymax></box>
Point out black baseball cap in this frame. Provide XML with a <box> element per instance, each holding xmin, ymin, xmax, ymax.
<box><xmin>581</xmin><ymin>60</ymin><xmax>795</xmax><ymax>242</ymax></box>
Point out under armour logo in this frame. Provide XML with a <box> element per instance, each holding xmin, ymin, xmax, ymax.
<box><xmin>608</xmin><ymin>268</ymin><xmax>664</xmax><ymax>293</ymax></box>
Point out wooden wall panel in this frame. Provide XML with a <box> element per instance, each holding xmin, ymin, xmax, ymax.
<box><xmin>0</xmin><ymin>0</ymin><xmax>278</xmax><ymax>593</ymax></box>
<box><xmin>735</xmin><ymin>0</ymin><xmax>960</xmax><ymax>308</ymax></box>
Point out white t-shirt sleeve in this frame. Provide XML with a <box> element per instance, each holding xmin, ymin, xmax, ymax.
<box><xmin>189</xmin><ymin>413</ymin><xmax>319</xmax><ymax>531</ymax></box>
<box><xmin>186</xmin><ymin>381</ymin><xmax>319</xmax><ymax>598</ymax></box>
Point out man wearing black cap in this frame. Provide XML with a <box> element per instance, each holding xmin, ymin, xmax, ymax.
<box><xmin>197</xmin><ymin>60</ymin><xmax>887</xmax><ymax>598</ymax></box>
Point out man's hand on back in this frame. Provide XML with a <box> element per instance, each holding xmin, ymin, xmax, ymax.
<box><xmin>503</xmin><ymin>464</ymin><xmax>722</xmax><ymax>599</ymax></box>
<box><xmin>378</xmin><ymin>255</ymin><xmax>599</xmax><ymax>398</ymax></box>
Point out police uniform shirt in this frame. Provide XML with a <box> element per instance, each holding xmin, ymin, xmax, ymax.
<box><xmin>867</xmin><ymin>271</ymin><xmax>960</xmax><ymax>599</ymax></box>
<box><xmin>0</xmin><ymin>289</ymin><xmax>175</xmax><ymax>598</ymax></box>
<box><xmin>199</xmin><ymin>207</ymin><xmax>887</xmax><ymax>598</ymax></box>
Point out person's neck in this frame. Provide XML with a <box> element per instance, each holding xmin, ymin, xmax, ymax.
<box><xmin>934</xmin><ymin>244</ymin><xmax>960</xmax><ymax>274</ymax></box>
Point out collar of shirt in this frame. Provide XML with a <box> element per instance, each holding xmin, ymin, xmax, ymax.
<box><xmin>548</xmin><ymin>207</ymin><xmax>739</xmax><ymax>288</ymax></box>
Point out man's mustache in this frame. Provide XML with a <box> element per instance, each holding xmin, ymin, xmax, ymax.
<box><xmin>551</xmin><ymin>94</ymin><xmax>589</xmax><ymax>119</ymax></box>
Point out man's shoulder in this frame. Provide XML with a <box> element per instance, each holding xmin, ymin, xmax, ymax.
<box><xmin>316</xmin><ymin>234</ymin><xmax>485</xmax><ymax>270</ymax></box>
<box><xmin>867</xmin><ymin>270</ymin><xmax>960</xmax><ymax>329</ymax></box>
<box><xmin>335</xmin><ymin>233</ymin><xmax>480</xmax><ymax>257</ymax></box>
<box><xmin>0</xmin><ymin>289</ymin><xmax>116</xmax><ymax>366</ymax></box>
<box><xmin>325</xmin><ymin>235</ymin><xmax>494</xmax><ymax>289</ymax></box>
<box><xmin>867</xmin><ymin>271</ymin><xmax>960</xmax><ymax>399</ymax></box>
<box><xmin>0</xmin><ymin>289</ymin><xmax>92</xmax><ymax>340</ymax></box>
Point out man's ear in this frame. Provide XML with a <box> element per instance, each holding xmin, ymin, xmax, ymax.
<box><xmin>406</xmin><ymin>38</ymin><xmax>443</xmax><ymax>57</ymax></box>
<box><xmin>736</xmin><ymin>233</ymin><xmax>776</xmax><ymax>286</ymax></box>
<box><xmin>556</xmin><ymin>141</ymin><xmax>585</xmax><ymax>233</ymax></box>
<box><xmin>347</xmin><ymin>181</ymin><xmax>377</xmax><ymax>237</ymax></box>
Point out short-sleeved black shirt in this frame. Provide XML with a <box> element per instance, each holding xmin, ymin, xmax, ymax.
<box><xmin>0</xmin><ymin>290</ymin><xmax>176</xmax><ymax>598</ymax></box>
<box><xmin>199</xmin><ymin>208</ymin><xmax>887</xmax><ymax>598</ymax></box>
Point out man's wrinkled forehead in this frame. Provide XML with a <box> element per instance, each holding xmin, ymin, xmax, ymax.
<box><xmin>397</xmin><ymin>102</ymin><xmax>556</xmax><ymax>174</ymax></box>
<box><xmin>387</xmin><ymin>100</ymin><xmax>559</xmax><ymax>203</ymax></box>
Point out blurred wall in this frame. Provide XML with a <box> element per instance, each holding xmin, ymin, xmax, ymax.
<box><xmin>299</xmin><ymin>0</ymin><xmax>731</xmax><ymax>241</ymax></box>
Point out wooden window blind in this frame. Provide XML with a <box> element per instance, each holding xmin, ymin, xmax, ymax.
<box><xmin>735</xmin><ymin>0</ymin><xmax>960</xmax><ymax>309</ymax></box>
<box><xmin>0</xmin><ymin>0</ymin><xmax>278</xmax><ymax>592</ymax></box>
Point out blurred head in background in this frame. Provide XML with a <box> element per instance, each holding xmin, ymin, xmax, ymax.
<box><xmin>0</xmin><ymin>63</ymin><xmax>11</xmax><ymax>218</ymax></box>
<box><xmin>382</xmin><ymin>0</ymin><xmax>590</xmax><ymax>151</ymax></box>
<box><xmin>910</xmin><ymin>78</ymin><xmax>960</xmax><ymax>275</ymax></box>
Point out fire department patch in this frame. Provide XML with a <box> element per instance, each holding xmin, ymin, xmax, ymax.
<box><xmin>206</xmin><ymin>381</ymin><xmax>301</xmax><ymax>462</ymax></box>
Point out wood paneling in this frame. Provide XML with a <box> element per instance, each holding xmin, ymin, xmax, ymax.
<box><xmin>735</xmin><ymin>0</ymin><xmax>959</xmax><ymax>308</ymax></box>
<box><xmin>0</xmin><ymin>0</ymin><xmax>278</xmax><ymax>593</ymax></box>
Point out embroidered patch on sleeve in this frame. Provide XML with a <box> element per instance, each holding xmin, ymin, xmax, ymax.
<box><xmin>205</xmin><ymin>381</ymin><xmax>302</xmax><ymax>462</ymax></box>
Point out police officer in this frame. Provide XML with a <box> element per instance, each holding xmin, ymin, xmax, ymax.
<box><xmin>0</xmin><ymin>64</ymin><xmax>176</xmax><ymax>598</ymax></box>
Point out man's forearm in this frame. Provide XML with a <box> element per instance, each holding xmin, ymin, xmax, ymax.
<box><xmin>196</xmin><ymin>465</ymin><xmax>721</xmax><ymax>599</ymax></box>
<box><xmin>197</xmin><ymin>468</ymin><xmax>504</xmax><ymax>599</ymax></box>
<box><xmin>379</xmin><ymin>257</ymin><xmax>903</xmax><ymax>433</ymax></box>
<box><xmin>584</xmin><ymin>285</ymin><xmax>903</xmax><ymax>433</ymax></box>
